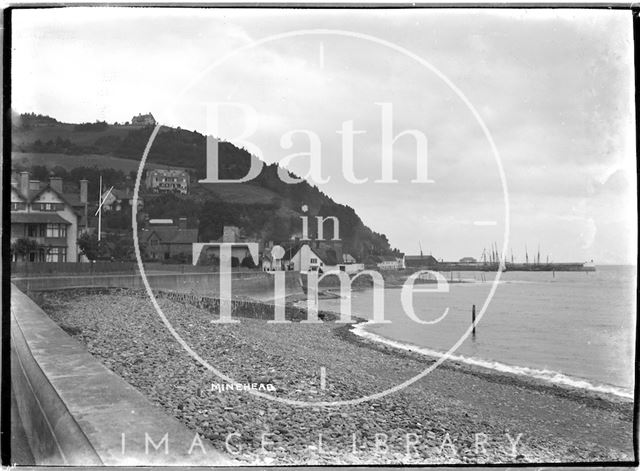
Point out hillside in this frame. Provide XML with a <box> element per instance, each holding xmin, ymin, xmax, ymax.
<box><xmin>11</xmin><ymin>112</ymin><xmax>398</xmax><ymax>260</ymax></box>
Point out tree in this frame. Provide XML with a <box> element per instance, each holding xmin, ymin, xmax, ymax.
<box><xmin>78</xmin><ymin>232</ymin><xmax>142</xmax><ymax>262</ymax></box>
<box><xmin>78</xmin><ymin>233</ymin><xmax>101</xmax><ymax>261</ymax></box>
<box><xmin>11</xmin><ymin>238</ymin><xmax>39</xmax><ymax>261</ymax></box>
<box><xmin>241</xmin><ymin>255</ymin><xmax>256</xmax><ymax>269</ymax></box>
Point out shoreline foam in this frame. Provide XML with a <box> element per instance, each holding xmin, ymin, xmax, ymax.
<box><xmin>352</xmin><ymin>320</ymin><xmax>633</xmax><ymax>401</ymax></box>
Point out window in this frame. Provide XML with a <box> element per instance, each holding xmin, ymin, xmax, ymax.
<box><xmin>310</xmin><ymin>257</ymin><xmax>318</xmax><ymax>263</ymax></box>
<box><xmin>150</xmin><ymin>238</ymin><xmax>159</xmax><ymax>246</ymax></box>
<box><xmin>34</xmin><ymin>203</ymin><xmax>63</xmax><ymax>211</ymax></box>
<box><xmin>27</xmin><ymin>224</ymin><xmax>46</xmax><ymax>237</ymax></box>
<box><xmin>11</xmin><ymin>202</ymin><xmax>26</xmax><ymax>211</ymax></box>
<box><xmin>45</xmin><ymin>247</ymin><xmax>67</xmax><ymax>262</ymax></box>
<box><xmin>30</xmin><ymin>249</ymin><xmax>46</xmax><ymax>262</ymax></box>
<box><xmin>46</xmin><ymin>224</ymin><xmax>67</xmax><ymax>238</ymax></box>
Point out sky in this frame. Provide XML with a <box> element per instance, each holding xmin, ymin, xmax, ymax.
<box><xmin>11</xmin><ymin>8</ymin><xmax>637</xmax><ymax>264</ymax></box>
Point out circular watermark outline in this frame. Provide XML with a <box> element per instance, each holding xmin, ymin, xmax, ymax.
<box><xmin>132</xmin><ymin>29</ymin><xmax>510</xmax><ymax>407</ymax></box>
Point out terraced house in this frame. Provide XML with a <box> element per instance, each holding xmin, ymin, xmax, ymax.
<box><xmin>10</xmin><ymin>172</ymin><xmax>89</xmax><ymax>262</ymax></box>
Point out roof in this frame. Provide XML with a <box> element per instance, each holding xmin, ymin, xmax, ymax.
<box><xmin>139</xmin><ymin>227</ymin><xmax>198</xmax><ymax>245</ymax></box>
<box><xmin>11</xmin><ymin>186</ymin><xmax>27</xmax><ymax>202</ymax></box>
<box><xmin>297</xmin><ymin>245</ymin><xmax>339</xmax><ymax>265</ymax></box>
<box><xmin>62</xmin><ymin>192</ymin><xmax>85</xmax><ymax>207</ymax></box>
<box><xmin>148</xmin><ymin>168</ymin><xmax>188</xmax><ymax>176</ymax></box>
<box><xmin>104</xmin><ymin>188</ymin><xmax>133</xmax><ymax>200</ymax></box>
<box><xmin>378</xmin><ymin>255</ymin><xmax>398</xmax><ymax>262</ymax></box>
<box><xmin>405</xmin><ymin>255</ymin><xmax>439</xmax><ymax>266</ymax></box>
<box><xmin>11</xmin><ymin>212</ymin><xmax>72</xmax><ymax>224</ymax></box>
<box><xmin>29</xmin><ymin>185</ymin><xmax>74</xmax><ymax>207</ymax></box>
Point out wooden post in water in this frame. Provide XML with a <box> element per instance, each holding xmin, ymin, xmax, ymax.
<box><xmin>472</xmin><ymin>304</ymin><xmax>476</xmax><ymax>337</ymax></box>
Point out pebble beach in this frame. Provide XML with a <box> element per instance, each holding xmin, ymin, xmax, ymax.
<box><xmin>39</xmin><ymin>288</ymin><xmax>634</xmax><ymax>465</ymax></box>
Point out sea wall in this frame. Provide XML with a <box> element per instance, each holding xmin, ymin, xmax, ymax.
<box><xmin>10</xmin><ymin>284</ymin><xmax>233</xmax><ymax>465</ymax></box>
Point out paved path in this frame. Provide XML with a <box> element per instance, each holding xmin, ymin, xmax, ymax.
<box><xmin>11</xmin><ymin>385</ymin><xmax>35</xmax><ymax>465</ymax></box>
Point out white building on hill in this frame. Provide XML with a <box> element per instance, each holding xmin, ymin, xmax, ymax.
<box><xmin>145</xmin><ymin>169</ymin><xmax>190</xmax><ymax>194</ymax></box>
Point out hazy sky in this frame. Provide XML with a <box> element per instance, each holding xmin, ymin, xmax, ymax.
<box><xmin>12</xmin><ymin>8</ymin><xmax>636</xmax><ymax>263</ymax></box>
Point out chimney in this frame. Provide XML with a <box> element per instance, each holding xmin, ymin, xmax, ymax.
<box><xmin>80</xmin><ymin>180</ymin><xmax>88</xmax><ymax>204</ymax></box>
<box><xmin>178</xmin><ymin>217</ymin><xmax>187</xmax><ymax>229</ymax></box>
<box><xmin>20</xmin><ymin>171</ymin><xmax>29</xmax><ymax>197</ymax></box>
<box><xmin>50</xmin><ymin>176</ymin><xmax>63</xmax><ymax>193</ymax></box>
<box><xmin>222</xmin><ymin>226</ymin><xmax>237</xmax><ymax>243</ymax></box>
<box><xmin>29</xmin><ymin>180</ymin><xmax>40</xmax><ymax>192</ymax></box>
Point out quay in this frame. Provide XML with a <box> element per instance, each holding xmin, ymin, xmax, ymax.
<box><xmin>434</xmin><ymin>261</ymin><xmax>596</xmax><ymax>272</ymax></box>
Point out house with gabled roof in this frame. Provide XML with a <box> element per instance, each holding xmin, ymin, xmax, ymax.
<box><xmin>291</xmin><ymin>244</ymin><xmax>338</xmax><ymax>272</ymax></box>
<box><xmin>10</xmin><ymin>172</ymin><xmax>89</xmax><ymax>262</ymax></box>
<box><xmin>138</xmin><ymin>218</ymin><xmax>198</xmax><ymax>262</ymax></box>
<box><xmin>100</xmin><ymin>187</ymin><xmax>143</xmax><ymax>212</ymax></box>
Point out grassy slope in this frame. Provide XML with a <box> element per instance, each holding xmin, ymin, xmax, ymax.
<box><xmin>198</xmin><ymin>182</ymin><xmax>282</xmax><ymax>205</ymax></box>
<box><xmin>12</xmin><ymin>123</ymin><xmax>133</xmax><ymax>148</ymax></box>
<box><xmin>12</xmin><ymin>151</ymin><xmax>190</xmax><ymax>173</ymax></box>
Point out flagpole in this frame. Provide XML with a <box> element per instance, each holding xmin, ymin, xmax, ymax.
<box><xmin>98</xmin><ymin>175</ymin><xmax>102</xmax><ymax>241</ymax></box>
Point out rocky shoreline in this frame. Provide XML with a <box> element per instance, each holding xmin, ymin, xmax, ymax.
<box><xmin>38</xmin><ymin>289</ymin><xmax>634</xmax><ymax>465</ymax></box>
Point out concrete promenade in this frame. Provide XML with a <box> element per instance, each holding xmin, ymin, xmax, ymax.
<box><xmin>10</xmin><ymin>284</ymin><xmax>234</xmax><ymax>465</ymax></box>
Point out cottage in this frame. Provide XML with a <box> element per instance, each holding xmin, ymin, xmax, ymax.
<box><xmin>290</xmin><ymin>244</ymin><xmax>326</xmax><ymax>272</ymax></box>
<box><xmin>377</xmin><ymin>255</ymin><xmax>402</xmax><ymax>270</ymax></box>
<box><xmin>138</xmin><ymin>218</ymin><xmax>198</xmax><ymax>262</ymax></box>
<box><xmin>101</xmin><ymin>188</ymin><xmax>143</xmax><ymax>212</ymax></box>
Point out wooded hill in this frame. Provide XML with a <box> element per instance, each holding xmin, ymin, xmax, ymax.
<box><xmin>11</xmin><ymin>113</ymin><xmax>399</xmax><ymax>260</ymax></box>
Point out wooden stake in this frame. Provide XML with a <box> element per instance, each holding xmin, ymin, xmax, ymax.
<box><xmin>472</xmin><ymin>304</ymin><xmax>476</xmax><ymax>337</ymax></box>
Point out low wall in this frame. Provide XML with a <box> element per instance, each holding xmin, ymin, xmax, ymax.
<box><xmin>157</xmin><ymin>290</ymin><xmax>337</xmax><ymax>322</ymax></box>
<box><xmin>30</xmin><ymin>287</ymin><xmax>338</xmax><ymax>323</ymax></box>
<box><xmin>11</xmin><ymin>261</ymin><xmax>272</xmax><ymax>276</ymax></box>
<box><xmin>10</xmin><ymin>285</ymin><xmax>233</xmax><ymax>465</ymax></box>
<box><xmin>11</xmin><ymin>270</ymin><xmax>304</xmax><ymax>300</ymax></box>
<box><xmin>11</xmin><ymin>261</ymin><xmax>136</xmax><ymax>275</ymax></box>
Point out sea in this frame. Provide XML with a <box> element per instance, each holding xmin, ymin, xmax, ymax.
<box><xmin>318</xmin><ymin>265</ymin><xmax>637</xmax><ymax>399</ymax></box>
